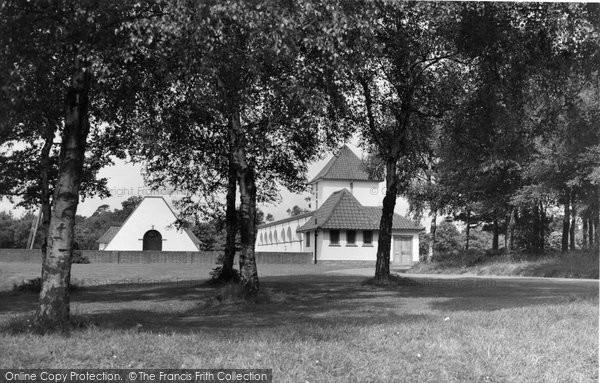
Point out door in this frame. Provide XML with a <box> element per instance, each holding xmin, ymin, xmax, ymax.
<box><xmin>393</xmin><ymin>235</ymin><xmax>413</xmax><ymax>265</ymax></box>
<box><xmin>143</xmin><ymin>230</ymin><xmax>162</xmax><ymax>251</ymax></box>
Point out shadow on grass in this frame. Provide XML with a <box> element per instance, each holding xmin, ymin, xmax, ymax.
<box><xmin>0</xmin><ymin>273</ymin><xmax>597</xmax><ymax>334</ymax></box>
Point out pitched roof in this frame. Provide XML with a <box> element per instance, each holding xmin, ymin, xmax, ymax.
<box><xmin>257</xmin><ymin>211</ymin><xmax>314</xmax><ymax>229</ymax></box>
<box><xmin>297</xmin><ymin>189</ymin><xmax>423</xmax><ymax>232</ymax></box>
<box><xmin>362</xmin><ymin>207</ymin><xmax>424</xmax><ymax>230</ymax></box>
<box><xmin>96</xmin><ymin>226</ymin><xmax>121</xmax><ymax>244</ymax></box>
<box><xmin>309</xmin><ymin>145</ymin><xmax>382</xmax><ymax>183</ymax></box>
<box><xmin>95</xmin><ymin>196</ymin><xmax>201</xmax><ymax>248</ymax></box>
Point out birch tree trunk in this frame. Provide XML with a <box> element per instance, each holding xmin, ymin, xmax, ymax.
<box><xmin>219</xmin><ymin>156</ymin><xmax>238</xmax><ymax>281</ymax></box>
<box><xmin>39</xmin><ymin>125</ymin><xmax>55</xmax><ymax>276</ymax></box>
<box><xmin>230</xmin><ymin>109</ymin><xmax>259</xmax><ymax>296</ymax></box>
<box><xmin>428</xmin><ymin>211</ymin><xmax>437</xmax><ymax>262</ymax></box>
<box><xmin>505</xmin><ymin>208</ymin><xmax>516</xmax><ymax>255</ymax></box>
<box><xmin>582</xmin><ymin>218</ymin><xmax>588</xmax><ymax>249</ymax></box>
<box><xmin>36</xmin><ymin>68</ymin><xmax>91</xmax><ymax>326</ymax></box>
<box><xmin>588</xmin><ymin>218</ymin><xmax>594</xmax><ymax>248</ymax></box>
<box><xmin>375</xmin><ymin>158</ymin><xmax>398</xmax><ymax>281</ymax></box>
<box><xmin>465</xmin><ymin>209</ymin><xmax>471</xmax><ymax>250</ymax></box>
<box><xmin>561</xmin><ymin>195</ymin><xmax>570</xmax><ymax>252</ymax></box>
<box><xmin>569</xmin><ymin>195</ymin><xmax>576</xmax><ymax>251</ymax></box>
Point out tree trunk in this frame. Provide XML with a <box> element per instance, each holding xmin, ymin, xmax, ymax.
<box><xmin>36</xmin><ymin>68</ymin><xmax>91</xmax><ymax>327</ymax></box>
<box><xmin>594</xmin><ymin>214</ymin><xmax>599</xmax><ymax>252</ymax></box>
<box><xmin>569</xmin><ymin>195</ymin><xmax>576</xmax><ymax>251</ymax></box>
<box><xmin>539</xmin><ymin>201</ymin><xmax>545</xmax><ymax>251</ymax></box>
<box><xmin>230</xmin><ymin>109</ymin><xmax>259</xmax><ymax>296</ymax></box>
<box><xmin>219</xmin><ymin>156</ymin><xmax>238</xmax><ymax>281</ymax></box>
<box><xmin>375</xmin><ymin>158</ymin><xmax>398</xmax><ymax>281</ymax></box>
<box><xmin>505</xmin><ymin>208</ymin><xmax>516</xmax><ymax>254</ymax></box>
<box><xmin>465</xmin><ymin>209</ymin><xmax>470</xmax><ymax>250</ymax></box>
<box><xmin>39</xmin><ymin>125</ymin><xmax>55</xmax><ymax>275</ymax></box>
<box><xmin>428</xmin><ymin>211</ymin><xmax>436</xmax><ymax>262</ymax></box>
<box><xmin>588</xmin><ymin>218</ymin><xmax>594</xmax><ymax>247</ymax></box>
<box><xmin>582</xmin><ymin>218</ymin><xmax>588</xmax><ymax>249</ymax></box>
<box><xmin>492</xmin><ymin>219</ymin><xmax>499</xmax><ymax>250</ymax></box>
<box><xmin>561</xmin><ymin>197</ymin><xmax>570</xmax><ymax>252</ymax></box>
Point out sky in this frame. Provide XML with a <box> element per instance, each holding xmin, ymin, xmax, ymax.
<box><xmin>1</xmin><ymin>141</ymin><xmax>416</xmax><ymax>224</ymax></box>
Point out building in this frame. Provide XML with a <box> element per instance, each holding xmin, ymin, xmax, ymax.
<box><xmin>256</xmin><ymin>145</ymin><xmax>423</xmax><ymax>264</ymax></box>
<box><xmin>96</xmin><ymin>196</ymin><xmax>200</xmax><ymax>251</ymax></box>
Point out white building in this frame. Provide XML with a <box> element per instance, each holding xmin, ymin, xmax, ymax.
<box><xmin>96</xmin><ymin>196</ymin><xmax>200</xmax><ymax>251</ymax></box>
<box><xmin>256</xmin><ymin>145</ymin><xmax>423</xmax><ymax>265</ymax></box>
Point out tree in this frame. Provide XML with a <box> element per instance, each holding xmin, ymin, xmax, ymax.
<box><xmin>0</xmin><ymin>0</ymin><xmax>164</xmax><ymax>327</ymax></box>
<box><xmin>121</xmin><ymin>0</ymin><xmax>351</xmax><ymax>294</ymax></box>
<box><xmin>343</xmin><ymin>2</ymin><xmax>463</xmax><ymax>281</ymax></box>
<box><xmin>286</xmin><ymin>205</ymin><xmax>310</xmax><ymax>217</ymax></box>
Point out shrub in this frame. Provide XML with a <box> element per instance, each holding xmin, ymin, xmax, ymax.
<box><xmin>12</xmin><ymin>277</ymin><xmax>79</xmax><ymax>293</ymax></box>
<box><xmin>72</xmin><ymin>250</ymin><xmax>89</xmax><ymax>264</ymax></box>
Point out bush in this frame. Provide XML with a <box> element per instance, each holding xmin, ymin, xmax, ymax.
<box><xmin>72</xmin><ymin>250</ymin><xmax>89</xmax><ymax>264</ymax></box>
<box><xmin>434</xmin><ymin>222</ymin><xmax>462</xmax><ymax>253</ymax></box>
<box><xmin>13</xmin><ymin>277</ymin><xmax>79</xmax><ymax>293</ymax></box>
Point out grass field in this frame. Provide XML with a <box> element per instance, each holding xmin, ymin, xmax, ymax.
<box><xmin>0</xmin><ymin>262</ymin><xmax>598</xmax><ymax>382</ymax></box>
<box><xmin>408</xmin><ymin>250</ymin><xmax>600</xmax><ymax>279</ymax></box>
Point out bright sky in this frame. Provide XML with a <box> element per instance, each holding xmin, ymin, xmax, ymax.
<box><xmin>1</xmin><ymin>140</ymin><xmax>414</xmax><ymax>223</ymax></box>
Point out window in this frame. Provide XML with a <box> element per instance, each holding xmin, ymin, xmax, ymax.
<box><xmin>305</xmin><ymin>232</ymin><xmax>311</xmax><ymax>247</ymax></box>
<box><xmin>363</xmin><ymin>230</ymin><xmax>373</xmax><ymax>245</ymax></box>
<box><xmin>346</xmin><ymin>230</ymin><xmax>356</xmax><ymax>245</ymax></box>
<box><xmin>330</xmin><ymin>230</ymin><xmax>340</xmax><ymax>246</ymax></box>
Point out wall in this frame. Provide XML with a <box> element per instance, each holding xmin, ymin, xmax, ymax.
<box><xmin>256</xmin><ymin>215</ymin><xmax>312</xmax><ymax>252</ymax></box>
<box><xmin>313</xmin><ymin>180</ymin><xmax>382</xmax><ymax>209</ymax></box>
<box><xmin>104</xmin><ymin>196</ymin><xmax>198</xmax><ymax>251</ymax></box>
<box><xmin>315</xmin><ymin>229</ymin><xmax>420</xmax><ymax>263</ymax></box>
<box><xmin>316</xmin><ymin>229</ymin><xmax>379</xmax><ymax>261</ymax></box>
<box><xmin>0</xmin><ymin>249</ymin><xmax>313</xmax><ymax>264</ymax></box>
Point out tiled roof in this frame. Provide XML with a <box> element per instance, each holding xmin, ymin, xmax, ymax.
<box><xmin>96</xmin><ymin>226</ymin><xmax>121</xmax><ymax>244</ymax></box>
<box><xmin>257</xmin><ymin>211</ymin><xmax>314</xmax><ymax>229</ymax></box>
<box><xmin>362</xmin><ymin>207</ymin><xmax>424</xmax><ymax>230</ymax></box>
<box><xmin>297</xmin><ymin>189</ymin><xmax>423</xmax><ymax>232</ymax></box>
<box><xmin>309</xmin><ymin>145</ymin><xmax>382</xmax><ymax>183</ymax></box>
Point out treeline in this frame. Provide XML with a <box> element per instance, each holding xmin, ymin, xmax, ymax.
<box><xmin>1</xmin><ymin>1</ymin><xmax>598</xmax><ymax>327</ymax></box>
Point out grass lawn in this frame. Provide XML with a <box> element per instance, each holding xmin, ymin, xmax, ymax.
<box><xmin>0</xmin><ymin>262</ymin><xmax>598</xmax><ymax>382</ymax></box>
<box><xmin>408</xmin><ymin>251</ymin><xmax>600</xmax><ymax>279</ymax></box>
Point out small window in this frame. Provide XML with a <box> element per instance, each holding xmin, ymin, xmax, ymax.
<box><xmin>363</xmin><ymin>230</ymin><xmax>373</xmax><ymax>245</ymax></box>
<box><xmin>305</xmin><ymin>232</ymin><xmax>311</xmax><ymax>247</ymax></box>
<box><xmin>346</xmin><ymin>230</ymin><xmax>356</xmax><ymax>245</ymax></box>
<box><xmin>330</xmin><ymin>230</ymin><xmax>340</xmax><ymax>245</ymax></box>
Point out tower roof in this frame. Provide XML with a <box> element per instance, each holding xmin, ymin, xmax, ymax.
<box><xmin>309</xmin><ymin>145</ymin><xmax>382</xmax><ymax>183</ymax></box>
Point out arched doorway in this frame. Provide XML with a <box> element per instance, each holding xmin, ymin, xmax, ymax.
<box><xmin>143</xmin><ymin>230</ymin><xmax>162</xmax><ymax>251</ymax></box>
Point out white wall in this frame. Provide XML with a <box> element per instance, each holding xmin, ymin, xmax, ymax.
<box><xmin>104</xmin><ymin>197</ymin><xmax>198</xmax><ymax>251</ymax></box>
<box><xmin>256</xmin><ymin>216</ymin><xmax>312</xmax><ymax>252</ymax></box>
<box><xmin>311</xmin><ymin>179</ymin><xmax>381</xmax><ymax>209</ymax></box>
<box><xmin>314</xmin><ymin>229</ymin><xmax>420</xmax><ymax>263</ymax></box>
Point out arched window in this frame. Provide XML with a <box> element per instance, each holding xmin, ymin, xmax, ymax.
<box><xmin>281</xmin><ymin>229</ymin><xmax>286</xmax><ymax>243</ymax></box>
<box><xmin>143</xmin><ymin>230</ymin><xmax>162</xmax><ymax>251</ymax></box>
<box><xmin>287</xmin><ymin>227</ymin><xmax>292</xmax><ymax>242</ymax></box>
<box><xmin>274</xmin><ymin>230</ymin><xmax>278</xmax><ymax>243</ymax></box>
<box><xmin>259</xmin><ymin>233</ymin><xmax>263</xmax><ymax>245</ymax></box>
